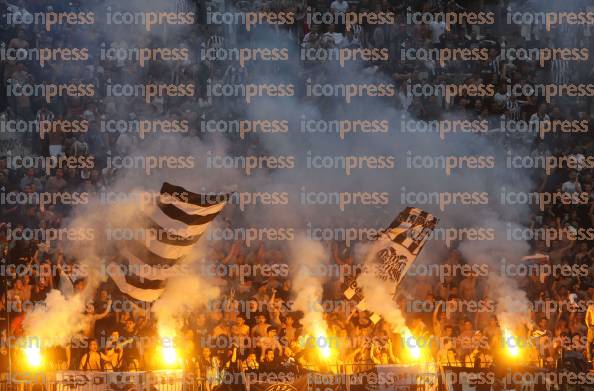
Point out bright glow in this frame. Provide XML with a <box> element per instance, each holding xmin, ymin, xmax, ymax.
<box><xmin>503</xmin><ymin>328</ymin><xmax>520</xmax><ymax>358</ymax></box>
<box><xmin>314</xmin><ymin>327</ymin><xmax>333</xmax><ymax>360</ymax></box>
<box><xmin>24</xmin><ymin>345</ymin><xmax>42</xmax><ymax>368</ymax></box>
<box><xmin>158</xmin><ymin>328</ymin><xmax>182</xmax><ymax>368</ymax></box>
<box><xmin>162</xmin><ymin>345</ymin><xmax>178</xmax><ymax>365</ymax></box>
<box><xmin>403</xmin><ymin>329</ymin><xmax>423</xmax><ymax>362</ymax></box>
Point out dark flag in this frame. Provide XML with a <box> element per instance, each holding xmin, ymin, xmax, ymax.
<box><xmin>343</xmin><ymin>207</ymin><xmax>438</xmax><ymax>323</ymax></box>
<box><xmin>107</xmin><ymin>182</ymin><xmax>229</xmax><ymax>302</ymax></box>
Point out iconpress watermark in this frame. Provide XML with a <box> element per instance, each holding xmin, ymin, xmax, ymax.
<box><xmin>105</xmin><ymin>81</ymin><xmax>195</xmax><ymax>103</ymax></box>
<box><xmin>498</xmin><ymin>118</ymin><xmax>588</xmax><ymax>140</ymax></box>
<box><xmin>105</xmin><ymin>8</ymin><xmax>195</xmax><ymax>30</ymax></box>
<box><xmin>0</xmin><ymin>45</ymin><xmax>89</xmax><ymax>67</ymax></box>
<box><xmin>401</xmin><ymin>47</ymin><xmax>488</xmax><ymax>66</ymax></box>
<box><xmin>5</xmin><ymin>10</ymin><xmax>95</xmax><ymax>31</ymax></box>
<box><xmin>6</xmin><ymin>80</ymin><xmax>94</xmax><ymax>103</ymax></box>
<box><xmin>200</xmin><ymin>117</ymin><xmax>288</xmax><ymax>139</ymax></box>
<box><xmin>398</xmin><ymin>117</ymin><xmax>488</xmax><ymax>140</ymax></box>
<box><xmin>399</xmin><ymin>188</ymin><xmax>489</xmax><ymax>211</ymax></box>
<box><xmin>299</xmin><ymin>189</ymin><xmax>389</xmax><ymax>211</ymax></box>
<box><xmin>100</xmin><ymin>118</ymin><xmax>188</xmax><ymax>138</ymax></box>
<box><xmin>100</xmin><ymin>47</ymin><xmax>189</xmax><ymax>67</ymax></box>
<box><xmin>300</xmin><ymin>117</ymin><xmax>389</xmax><ymax>139</ymax></box>
<box><xmin>306</xmin><ymin>80</ymin><xmax>395</xmax><ymax>103</ymax></box>
<box><xmin>406</xmin><ymin>8</ymin><xmax>495</xmax><ymax>29</ymax></box>
<box><xmin>0</xmin><ymin>119</ymin><xmax>89</xmax><ymax>140</ymax></box>
<box><xmin>306</xmin><ymin>152</ymin><xmax>395</xmax><ymax>175</ymax></box>
<box><xmin>205</xmin><ymin>152</ymin><xmax>295</xmax><ymax>175</ymax></box>
<box><xmin>201</xmin><ymin>46</ymin><xmax>288</xmax><ymax>67</ymax></box>
<box><xmin>206</xmin><ymin>80</ymin><xmax>294</xmax><ymax>103</ymax></box>
<box><xmin>5</xmin><ymin>152</ymin><xmax>94</xmax><ymax>176</ymax></box>
<box><xmin>506</xmin><ymin>7</ymin><xmax>594</xmax><ymax>31</ymax></box>
<box><xmin>206</xmin><ymin>9</ymin><xmax>294</xmax><ymax>31</ymax></box>
<box><xmin>301</xmin><ymin>47</ymin><xmax>389</xmax><ymax>66</ymax></box>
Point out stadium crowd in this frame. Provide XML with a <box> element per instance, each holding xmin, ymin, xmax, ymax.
<box><xmin>0</xmin><ymin>0</ymin><xmax>592</xmax><ymax>387</ymax></box>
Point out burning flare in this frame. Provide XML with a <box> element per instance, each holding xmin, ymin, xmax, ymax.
<box><xmin>402</xmin><ymin>329</ymin><xmax>424</xmax><ymax>363</ymax></box>
<box><xmin>162</xmin><ymin>344</ymin><xmax>178</xmax><ymax>365</ymax></box>
<box><xmin>315</xmin><ymin>326</ymin><xmax>333</xmax><ymax>360</ymax></box>
<box><xmin>23</xmin><ymin>345</ymin><xmax>42</xmax><ymax>369</ymax></box>
<box><xmin>503</xmin><ymin>328</ymin><xmax>520</xmax><ymax>358</ymax></box>
<box><xmin>158</xmin><ymin>328</ymin><xmax>181</xmax><ymax>368</ymax></box>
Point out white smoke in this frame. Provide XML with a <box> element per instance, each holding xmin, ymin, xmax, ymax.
<box><xmin>23</xmin><ymin>188</ymin><xmax>145</xmax><ymax>346</ymax></box>
<box><xmin>459</xmin><ymin>218</ymin><xmax>533</xmax><ymax>329</ymax></box>
<box><xmin>152</xmin><ymin>269</ymin><xmax>220</xmax><ymax>337</ymax></box>
<box><xmin>289</xmin><ymin>237</ymin><xmax>330</xmax><ymax>343</ymax></box>
<box><xmin>24</xmin><ymin>4</ymin><xmax>548</xmax><ymax>349</ymax></box>
<box><xmin>23</xmin><ymin>290</ymin><xmax>87</xmax><ymax>348</ymax></box>
<box><xmin>355</xmin><ymin>239</ymin><xmax>407</xmax><ymax>331</ymax></box>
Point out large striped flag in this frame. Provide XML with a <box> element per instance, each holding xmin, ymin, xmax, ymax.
<box><xmin>343</xmin><ymin>207</ymin><xmax>438</xmax><ymax>323</ymax></box>
<box><xmin>107</xmin><ymin>182</ymin><xmax>230</xmax><ymax>303</ymax></box>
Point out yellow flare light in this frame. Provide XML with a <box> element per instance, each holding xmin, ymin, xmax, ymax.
<box><xmin>162</xmin><ymin>345</ymin><xmax>179</xmax><ymax>365</ymax></box>
<box><xmin>503</xmin><ymin>328</ymin><xmax>521</xmax><ymax>358</ymax></box>
<box><xmin>24</xmin><ymin>345</ymin><xmax>42</xmax><ymax>368</ymax></box>
<box><xmin>403</xmin><ymin>329</ymin><xmax>424</xmax><ymax>362</ymax></box>
<box><xmin>315</xmin><ymin>327</ymin><xmax>333</xmax><ymax>360</ymax></box>
<box><xmin>158</xmin><ymin>329</ymin><xmax>182</xmax><ymax>368</ymax></box>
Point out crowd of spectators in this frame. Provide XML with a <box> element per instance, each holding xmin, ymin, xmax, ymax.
<box><xmin>0</xmin><ymin>0</ymin><xmax>593</xmax><ymax>387</ymax></box>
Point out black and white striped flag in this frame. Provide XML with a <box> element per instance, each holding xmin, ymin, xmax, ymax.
<box><xmin>343</xmin><ymin>207</ymin><xmax>438</xmax><ymax>323</ymax></box>
<box><xmin>107</xmin><ymin>182</ymin><xmax>230</xmax><ymax>303</ymax></box>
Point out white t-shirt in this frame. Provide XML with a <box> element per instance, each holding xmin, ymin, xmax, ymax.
<box><xmin>568</xmin><ymin>154</ymin><xmax>586</xmax><ymax>172</ymax></box>
<box><xmin>323</xmin><ymin>32</ymin><xmax>344</xmax><ymax>46</ymax></box>
<box><xmin>494</xmin><ymin>92</ymin><xmax>508</xmax><ymax>105</ymax></box>
<box><xmin>331</xmin><ymin>0</ymin><xmax>348</xmax><ymax>14</ymax></box>
<box><xmin>430</xmin><ymin>21</ymin><xmax>446</xmax><ymax>44</ymax></box>
<box><xmin>561</xmin><ymin>180</ymin><xmax>581</xmax><ymax>193</ymax></box>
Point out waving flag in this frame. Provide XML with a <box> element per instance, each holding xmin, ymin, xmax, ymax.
<box><xmin>107</xmin><ymin>182</ymin><xmax>230</xmax><ymax>303</ymax></box>
<box><xmin>343</xmin><ymin>207</ymin><xmax>438</xmax><ymax>323</ymax></box>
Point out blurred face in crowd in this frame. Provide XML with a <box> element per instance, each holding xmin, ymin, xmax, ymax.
<box><xmin>196</xmin><ymin>313</ymin><xmax>206</xmax><ymax>327</ymax></box>
<box><xmin>125</xmin><ymin>320</ymin><xmax>134</xmax><ymax>332</ymax></box>
<box><xmin>120</xmin><ymin>312</ymin><xmax>130</xmax><ymax>322</ymax></box>
<box><xmin>463</xmin><ymin>320</ymin><xmax>473</xmax><ymax>332</ymax></box>
<box><xmin>202</xmin><ymin>347</ymin><xmax>211</xmax><ymax>359</ymax></box>
<box><xmin>212</xmin><ymin>311</ymin><xmax>223</xmax><ymax>322</ymax></box>
<box><xmin>74</xmin><ymin>280</ymin><xmax>85</xmax><ymax>293</ymax></box>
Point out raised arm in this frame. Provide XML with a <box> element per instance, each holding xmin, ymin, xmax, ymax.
<box><xmin>93</xmin><ymin>300</ymin><xmax>112</xmax><ymax>320</ymax></box>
